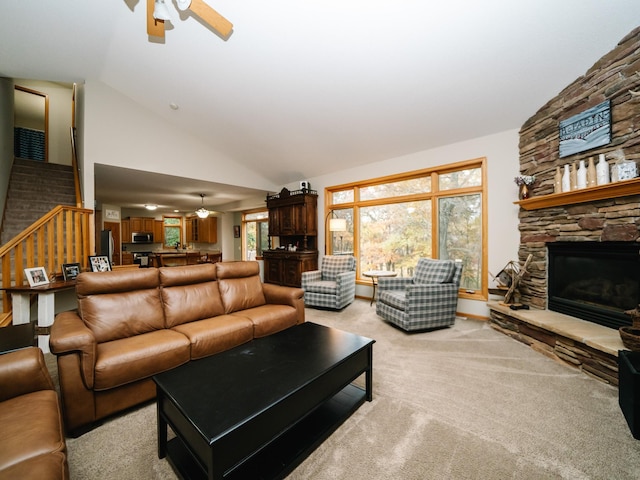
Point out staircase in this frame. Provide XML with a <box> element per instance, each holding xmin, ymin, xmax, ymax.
<box><xmin>0</xmin><ymin>159</ymin><xmax>92</xmax><ymax>343</ymax></box>
<box><xmin>1</xmin><ymin>159</ymin><xmax>77</xmax><ymax>245</ymax></box>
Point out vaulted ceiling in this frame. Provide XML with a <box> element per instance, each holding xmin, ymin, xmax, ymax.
<box><xmin>1</xmin><ymin>1</ymin><xmax>639</xmax><ymax>211</ymax></box>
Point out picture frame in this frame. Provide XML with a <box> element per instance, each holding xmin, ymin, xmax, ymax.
<box><xmin>89</xmin><ymin>255</ymin><xmax>111</xmax><ymax>272</ymax></box>
<box><xmin>234</xmin><ymin>225</ymin><xmax>241</xmax><ymax>238</ymax></box>
<box><xmin>62</xmin><ymin>262</ymin><xmax>81</xmax><ymax>281</ymax></box>
<box><xmin>559</xmin><ymin>100</ymin><xmax>611</xmax><ymax>158</ymax></box>
<box><xmin>24</xmin><ymin>266</ymin><xmax>50</xmax><ymax>287</ymax></box>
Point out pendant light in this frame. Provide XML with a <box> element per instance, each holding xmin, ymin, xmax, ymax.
<box><xmin>195</xmin><ymin>194</ymin><xmax>210</xmax><ymax>219</ymax></box>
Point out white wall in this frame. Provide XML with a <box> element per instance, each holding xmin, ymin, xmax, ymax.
<box><xmin>308</xmin><ymin>129</ymin><xmax>522</xmax><ymax>319</ymax></box>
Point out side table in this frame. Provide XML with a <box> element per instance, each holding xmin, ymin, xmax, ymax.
<box><xmin>363</xmin><ymin>270</ymin><xmax>398</xmax><ymax>306</ymax></box>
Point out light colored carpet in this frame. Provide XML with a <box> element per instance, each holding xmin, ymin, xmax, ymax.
<box><xmin>55</xmin><ymin>300</ymin><xmax>640</xmax><ymax>479</ymax></box>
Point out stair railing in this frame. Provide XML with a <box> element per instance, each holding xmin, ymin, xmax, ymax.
<box><xmin>0</xmin><ymin>205</ymin><xmax>94</xmax><ymax>314</ymax></box>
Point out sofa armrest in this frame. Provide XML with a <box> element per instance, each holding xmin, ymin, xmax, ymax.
<box><xmin>262</xmin><ymin>283</ymin><xmax>306</xmax><ymax>324</ymax></box>
<box><xmin>0</xmin><ymin>347</ymin><xmax>54</xmax><ymax>402</ymax></box>
<box><xmin>49</xmin><ymin>310</ymin><xmax>97</xmax><ymax>389</ymax></box>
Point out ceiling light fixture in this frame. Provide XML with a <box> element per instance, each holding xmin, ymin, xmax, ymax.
<box><xmin>196</xmin><ymin>194</ymin><xmax>210</xmax><ymax>219</ymax></box>
<box><xmin>153</xmin><ymin>0</ymin><xmax>172</xmax><ymax>21</ymax></box>
<box><xmin>145</xmin><ymin>204</ymin><xmax>158</xmax><ymax>211</ymax></box>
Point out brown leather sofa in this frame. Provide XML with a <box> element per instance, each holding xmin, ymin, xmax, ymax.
<box><xmin>0</xmin><ymin>347</ymin><xmax>69</xmax><ymax>479</ymax></box>
<box><xmin>49</xmin><ymin>261</ymin><xmax>304</xmax><ymax>434</ymax></box>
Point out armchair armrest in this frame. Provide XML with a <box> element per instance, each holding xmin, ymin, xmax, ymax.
<box><xmin>335</xmin><ymin>270</ymin><xmax>356</xmax><ymax>287</ymax></box>
<box><xmin>0</xmin><ymin>347</ymin><xmax>54</xmax><ymax>402</ymax></box>
<box><xmin>49</xmin><ymin>310</ymin><xmax>97</xmax><ymax>389</ymax></box>
<box><xmin>301</xmin><ymin>270</ymin><xmax>322</xmax><ymax>288</ymax></box>
<box><xmin>378</xmin><ymin>277</ymin><xmax>413</xmax><ymax>291</ymax></box>
<box><xmin>405</xmin><ymin>283</ymin><xmax>459</xmax><ymax>312</ymax></box>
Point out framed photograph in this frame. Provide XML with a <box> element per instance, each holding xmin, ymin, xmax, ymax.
<box><xmin>62</xmin><ymin>262</ymin><xmax>81</xmax><ymax>281</ymax></box>
<box><xmin>24</xmin><ymin>266</ymin><xmax>50</xmax><ymax>287</ymax></box>
<box><xmin>234</xmin><ymin>225</ymin><xmax>241</xmax><ymax>238</ymax></box>
<box><xmin>89</xmin><ymin>255</ymin><xmax>112</xmax><ymax>272</ymax></box>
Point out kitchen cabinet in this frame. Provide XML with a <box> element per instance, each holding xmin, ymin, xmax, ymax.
<box><xmin>121</xmin><ymin>219</ymin><xmax>130</xmax><ymax>243</ymax></box>
<box><xmin>122</xmin><ymin>252</ymin><xmax>133</xmax><ymax>265</ymax></box>
<box><xmin>154</xmin><ymin>220</ymin><xmax>163</xmax><ymax>244</ymax></box>
<box><xmin>129</xmin><ymin>217</ymin><xmax>155</xmax><ymax>232</ymax></box>
<box><xmin>186</xmin><ymin>216</ymin><xmax>218</xmax><ymax>243</ymax></box>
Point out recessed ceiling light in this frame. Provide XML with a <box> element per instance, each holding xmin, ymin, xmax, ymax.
<box><xmin>145</xmin><ymin>204</ymin><xmax>158</xmax><ymax>211</ymax></box>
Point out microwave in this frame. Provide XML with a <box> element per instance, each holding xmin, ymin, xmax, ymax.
<box><xmin>131</xmin><ymin>232</ymin><xmax>154</xmax><ymax>244</ymax></box>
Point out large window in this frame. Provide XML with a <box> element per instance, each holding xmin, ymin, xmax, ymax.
<box><xmin>242</xmin><ymin>210</ymin><xmax>269</xmax><ymax>260</ymax></box>
<box><xmin>163</xmin><ymin>216</ymin><xmax>182</xmax><ymax>248</ymax></box>
<box><xmin>326</xmin><ymin>158</ymin><xmax>487</xmax><ymax>299</ymax></box>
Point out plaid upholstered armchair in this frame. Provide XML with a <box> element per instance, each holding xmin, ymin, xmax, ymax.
<box><xmin>376</xmin><ymin>258</ymin><xmax>463</xmax><ymax>331</ymax></box>
<box><xmin>301</xmin><ymin>255</ymin><xmax>357</xmax><ymax>310</ymax></box>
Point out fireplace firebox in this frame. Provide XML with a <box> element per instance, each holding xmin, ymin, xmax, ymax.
<box><xmin>547</xmin><ymin>242</ymin><xmax>640</xmax><ymax>329</ymax></box>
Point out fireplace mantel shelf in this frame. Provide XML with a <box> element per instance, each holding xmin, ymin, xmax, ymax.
<box><xmin>514</xmin><ymin>177</ymin><xmax>640</xmax><ymax>210</ymax></box>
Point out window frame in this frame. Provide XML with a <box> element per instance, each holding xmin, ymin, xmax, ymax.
<box><xmin>162</xmin><ymin>215</ymin><xmax>182</xmax><ymax>249</ymax></box>
<box><xmin>325</xmin><ymin>157</ymin><xmax>488</xmax><ymax>301</ymax></box>
<box><xmin>242</xmin><ymin>208</ymin><xmax>269</xmax><ymax>260</ymax></box>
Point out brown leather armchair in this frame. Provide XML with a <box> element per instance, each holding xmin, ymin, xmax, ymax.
<box><xmin>0</xmin><ymin>347</ymin><xmax>69</xmax><ymax>479</ymax></box>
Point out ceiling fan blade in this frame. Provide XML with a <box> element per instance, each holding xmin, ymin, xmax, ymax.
<box><xmin>188</xmin><ymin>0</ymin><xmax>233</xmax><ymax>37</ymax></box>
<box><xmin>146</xmin><ymin>0</ymin><xmax>165</xmax><ymax>37</ymax></box>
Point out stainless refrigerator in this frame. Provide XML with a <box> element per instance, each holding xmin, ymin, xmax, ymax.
<box><xmin>100</xmin><ymin>230</ymin><xmax>114</xmax><ymax>265</ymax></box>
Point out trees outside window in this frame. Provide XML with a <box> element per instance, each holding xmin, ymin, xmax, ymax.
<box><xmin>163</xmin><ymin>216</ymin><xmax>181</xmax><ymax>248</ymax></box>
<box><xmin>242</xmin><ymin>210</ymin><xmax>269</xmax><ymax>260</ymax></box>
<box><xmin>326</xmin><ymin>158</ymin><xmax>487</xmax><ymax>300</ymax></box>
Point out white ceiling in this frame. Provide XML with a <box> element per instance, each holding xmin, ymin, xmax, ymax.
<box><xmin>1</xmin><ymin>1</ymin><xmax>639</xmax><ymax>212</ymax></box>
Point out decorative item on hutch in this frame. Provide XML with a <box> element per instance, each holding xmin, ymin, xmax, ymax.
<box><xmin>514</xmin><ymin>175</ymin><xmax>535</xmax><ymax>200</ymax></box>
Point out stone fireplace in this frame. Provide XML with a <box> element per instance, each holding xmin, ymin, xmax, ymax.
<box><xmin>547</xmin><ymin>241</ymin><xmax>639</xmax><ymax>329</ymax></box>
<box><xmin>488</xmin><ymin>27</ymin><xmax>640</xmax><ymax>385</ymax></box>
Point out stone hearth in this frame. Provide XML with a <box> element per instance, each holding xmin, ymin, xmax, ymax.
<box><xmin>488</xmin><ymin>301</ymin><xmax>624</xmax><ymax>385</ymax></box>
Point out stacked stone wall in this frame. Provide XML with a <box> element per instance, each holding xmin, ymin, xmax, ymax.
<box><xmin>516</xmin><ymin>27</ymin><xmax>640</xmax><ymax>309</ymax></box>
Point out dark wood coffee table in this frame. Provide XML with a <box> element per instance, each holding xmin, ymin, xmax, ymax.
<box><xmin>153</xmin><ymin>322</ymin><xmax>375</xmax><ymax>480</ymax></box>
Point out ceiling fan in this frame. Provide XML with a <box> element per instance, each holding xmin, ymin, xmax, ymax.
<box><xmin>147</xmin><ymin>0</ymin><xmax>233</xmax><ymax>39</ymax></box>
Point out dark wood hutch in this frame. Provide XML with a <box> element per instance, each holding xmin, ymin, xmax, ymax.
<box><xmin>263</xmin><ymin>187</ymin><xmax>318</xmax><ymax>287</ymax></box>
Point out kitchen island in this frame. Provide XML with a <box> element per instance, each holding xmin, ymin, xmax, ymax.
<box><xmin>154</xmin><ymin>251</ymin><xmax>221</xmax><ymax>267</ymax></box>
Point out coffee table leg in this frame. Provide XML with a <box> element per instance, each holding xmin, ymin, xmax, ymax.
<box><xmin>157</xmin><ymin>393</ymin><xmax>167</xmax><ymax>459</ymax></box>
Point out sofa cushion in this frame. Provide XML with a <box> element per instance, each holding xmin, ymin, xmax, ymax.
<box><xmin>172</xmin><ymin>315</ymin><xmax>254</xmax><ymax>359</ymax></box>
<box><xmin>0</xmin><ymin>390</ymin><xmax>65</xmax><ymax>472</ymax></box>
<box><xmin>234</xmin><ymin>305</ymin><xmax>299</xmax><ymax>338</ymax></box>
<box><xmin>216</xmin><ymin>262</ymin><xmax>266</xmax><ymax>313</ymax></box>
<box><xmin>94</xmin><ymin>330</ymin><xmax>190</xmax><ymax>390</ymax></box>
<box><xmin>77</xmin><ymin>269</ymin><xmax>164</xmax><ymax>343</ymax></box>
<box><xmin>303</xmin><ymin>280</ymin><xmax>337</xmax><ymax>294</ymax></box>
<box><xmin>379</xmin><ymin>290</ymin><xmax>407</xmax><ymax>311</ymax></box>
<box><xmin>413</xmin><ymin>259</ymin><xmax>456</xmax><ymax>284</ymax></box>
<box><xmin>162</xmin><ymin>281</ymin><xmax>226</xmax><ymax>328</ymax></box>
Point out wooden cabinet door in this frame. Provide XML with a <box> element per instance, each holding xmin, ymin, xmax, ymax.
<box><xmin>185</xmin><ymin>217</ymin><xmax>195</xmax><ymax>243</ymax></box>
<box><xmin>268</xmin><ymin>208</ymin><xmax>280</xmax><ymax>235</ymax></box>
<box><xmin>201</xmin><ymin>217</ymin><xmax>217</xmax><ymax>243</ymax></box>
<box><xmin>130</xmin><ymin>217</ymin><xmax>142</xmax><ymax>232</ymax></box>
<box><xmin>264</xmin><ymin>256</ymin><xmax>282</xmax><ymax>285</ymax></box>
<box><xmin>283</xmin><ymin>257</ymin><xmax>301</xmax><ymax>287</ymax></box>
<box><xmin>143</xmin><ymin>218</ymin><xmax>155</xmax><ymax>232</ymax></box>
<box><xmin>154</xmin><ymin>220</ymin><xmax>163</xmax><ymax>244</ymax></box>
<box><xmin>121</xmin><ymin>219</ymin><xmax>130</xmax><ymax>243</ymax></box>
<box><xmin>279</xmin><ymin>205</ymin><xmax>295</xmax><ymax>235</ymax></box>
